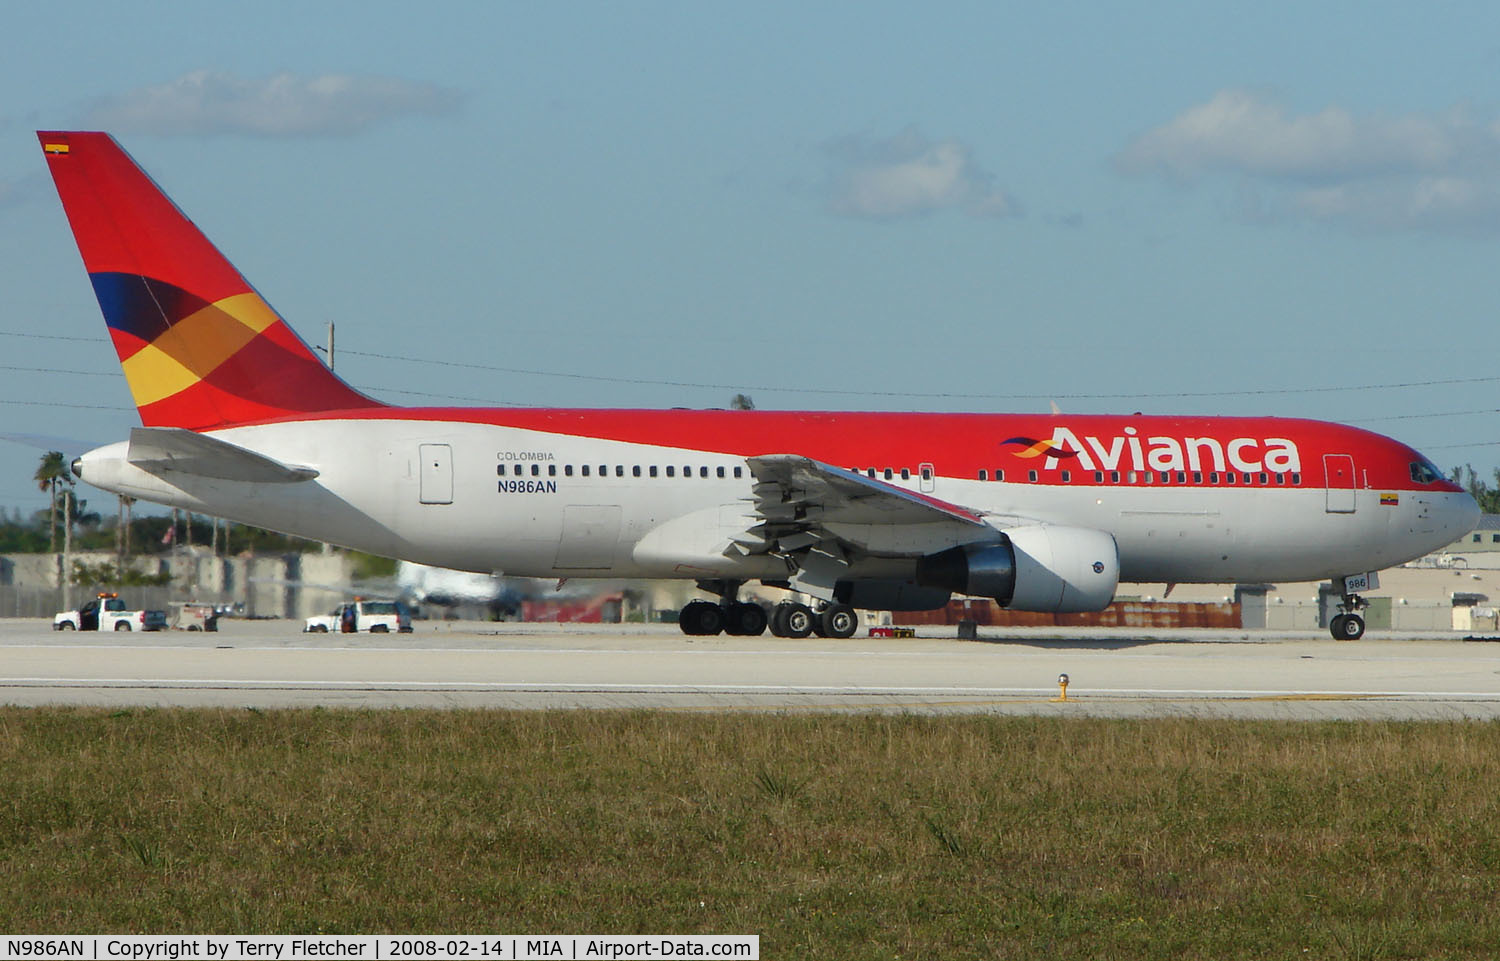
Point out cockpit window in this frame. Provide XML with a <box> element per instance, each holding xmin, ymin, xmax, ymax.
<box><xmin>1410</xmin><ymin>459</ymin><xmax>1444</xmax><ymax>485</ymax></box>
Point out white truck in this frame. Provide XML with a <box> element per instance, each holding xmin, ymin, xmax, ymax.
<box><xmin>54</xmin><ymin>592</ymin><xmax>168</xmax><ymax>632</ymax></box>
<box><xmin>304</xmin><ymin>599</ymin><xmax>413</xmax><ymax>634</ymax></box>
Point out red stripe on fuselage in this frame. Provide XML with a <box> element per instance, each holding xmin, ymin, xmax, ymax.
<box><xmin>219</xmin><ymin>408</ymin><xmax>1460</xmax><ymax>494</ymax></box>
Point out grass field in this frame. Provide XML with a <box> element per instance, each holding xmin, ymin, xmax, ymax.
<box><xmin>2</xmin><ymin>708</ymin><xmax>1499</xmax><ymax>958</ymax></box>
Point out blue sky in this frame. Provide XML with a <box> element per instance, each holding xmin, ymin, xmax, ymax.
<box><xmin>2</xmin><ymin>1</ymin><xmax>1499</xmax><ymax>513</ymax></box>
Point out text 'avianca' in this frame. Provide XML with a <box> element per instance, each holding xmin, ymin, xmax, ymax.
<box><xmin>1003</xmin><ymin>428</ymin><xmax>1302</xmax><ymax>474</ymax></box>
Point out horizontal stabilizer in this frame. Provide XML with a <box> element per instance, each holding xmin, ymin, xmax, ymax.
<box><xmin>128</xmin><ymin>427</ymin><xmax>318</xmax><ymax>483</ymax></box>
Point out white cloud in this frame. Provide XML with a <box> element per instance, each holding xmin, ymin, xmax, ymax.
<box><xmin>826</xmin><ymin>127</ymin><xmax>1019</xmax><ymax>220</ymax></box>
<box><xmin>1116</xmin><ymin>90</ymin><xmax>1500</xmax><ymax>232</ymax></box>
<box><xmin>79</xmin><ymin>70</ymin><xmax>461</xmax><ymax>137</ymax></box>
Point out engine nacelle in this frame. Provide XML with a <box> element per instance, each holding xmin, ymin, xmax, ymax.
<box><xmin>833</xmin><ymin>579</ymin><xmax>952</xmax><ymax>612</ymax></box>
<box><xmin>915</xmin><ymin>525</ymin><xmax>1119</xmax><ymax>613</ymax></box>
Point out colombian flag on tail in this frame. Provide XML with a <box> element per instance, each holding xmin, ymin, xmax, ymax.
<box><xmin>37</xmin><ymin>131</ymin><xmax>384</xmax><ymax>431</ymax></box>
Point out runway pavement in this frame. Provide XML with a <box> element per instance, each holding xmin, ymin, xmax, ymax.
<box><xmin>3</xmin><ymin>618</ymin><xmax>1500</xmax><ymax>718</ymax></box>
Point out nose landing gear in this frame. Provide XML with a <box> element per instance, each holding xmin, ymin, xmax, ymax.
<box><xmin>1330</xmin><ymin>591</ymin><xmax>1368</xmax><ymax>640</ymax></box>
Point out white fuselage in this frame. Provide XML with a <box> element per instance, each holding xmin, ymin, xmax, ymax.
<box><xmin>75</xmin><ymin>418</ymin><xmax>1477</xmax><ymax>588</ymax></box>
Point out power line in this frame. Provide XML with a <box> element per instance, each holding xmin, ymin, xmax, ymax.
<box><xmin>0</xmin><ymin>330</ymin><xmax>98</xmax><ymax>343</ymax></box>
<box><xmin>338</xmin><ymin>346</ymin><xmax>1500</xmax><ymax>402</ymax></box>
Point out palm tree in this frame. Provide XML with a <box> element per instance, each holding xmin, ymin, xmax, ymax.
<box><xmin>33</xmin><ymin>451</ymin><xmax>69</xmax><ymax>553</ymax></box>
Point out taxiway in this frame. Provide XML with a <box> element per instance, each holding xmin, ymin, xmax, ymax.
<box><xmin>3</xmin><ymin>619</ymin><xmax>1500</xmax><ymax>718</ymax></box>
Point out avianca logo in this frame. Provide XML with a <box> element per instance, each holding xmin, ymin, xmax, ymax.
<box><xmin>1000</xmin><ymin>437</ymin><xmax>1079</xmax><ymax>460</ymax></box>
<box><xmin>1007</xmin><ymin>427</ymin><xmax>1302</xmax><ymax>474</ymax></box>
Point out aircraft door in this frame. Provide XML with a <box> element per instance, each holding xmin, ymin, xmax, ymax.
<box><xmin>919</xmin><ymin>462</ymin><xmax>936</xmax><ymax>494</ymax></box>
<box><xmin>1323</xmin><ymin>453</ymin><xmax>1356</xmax><ymax>513</ymax></box>
<box><xmin>419</xmin><ymin>444</ymin><xmax>454</xmax><ymax>505</ymax></box>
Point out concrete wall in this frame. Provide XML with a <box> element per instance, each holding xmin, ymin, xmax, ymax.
<box><xmin>0</xmin><ymin>549</ymin><xmax>357</xmax><ymax>620</ymax></box>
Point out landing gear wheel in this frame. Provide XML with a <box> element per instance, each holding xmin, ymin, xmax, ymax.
<box><xmin>1331</xmin><ymin>613</ymin><xmax>1365</xmax><ymax>640</ymax></box>
<box><xmin>781</xmin><ymin>603</ymin><xmax>814</xmax><ymax>639</ymax></box>
<box><xmin>679</xmin><ymin>600</ymin><xmax>724</xmax><ymax>636</ymax></box>
<box><xmin>724</xmin><ymin>603</ymin><xmax>767</xmax><ymax>636</ymax></box>
<box><xmin>819</xmin><ymin>604</ymin><xmax>858</xmax><ymax>639</ymax></box>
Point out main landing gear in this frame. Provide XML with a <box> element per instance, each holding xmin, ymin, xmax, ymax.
<box><xmin>676</xmin><ymin>581</ymin><xmax>859</xmax><ymax>638</ymax></box>
<box><xmin>1330</xmin><ymin>592</ymin><xmax>1368</xmax><ymax>640</ymax></box>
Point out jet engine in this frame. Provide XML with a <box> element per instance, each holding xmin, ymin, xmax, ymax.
<box><xmin>915</xmin><ymin>525</ymin><xmax>1119</xmax><ymax>613</ymax></box>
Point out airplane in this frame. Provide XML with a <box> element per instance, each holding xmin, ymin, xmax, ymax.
<box><xmin>37</xmin><ymin>131</ymin><xmax>1480</xmax><ymax>641</ymax></box>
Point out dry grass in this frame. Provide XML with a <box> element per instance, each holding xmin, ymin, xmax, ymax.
<box><xmin>2</xmin><ymin>708</ymin><xmax>1499</xmax><ymax>958</ymax></box>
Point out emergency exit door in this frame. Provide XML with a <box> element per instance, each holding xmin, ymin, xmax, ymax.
<box><xmin>1323</xmin><ymin>453</ymin><xmax>1356</xmax><ymax>513</ymax></box>
<box><xmin>419</xmin><ymin>444</ymin><xmax>453</xmax><ymax>504</ymax></box>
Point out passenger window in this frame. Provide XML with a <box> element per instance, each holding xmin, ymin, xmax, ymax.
<box><xmin>666</xmin><ymin>466</ymin><xmax>675</xmax><ymax>477</ymax></box>
<box><xmin>1258</xmin><ymin>473</ymin><xmax>1267</xmax><ymax>484</ymax></box>
<box><xmin>734</xmin><ymin>467</ymin><xmax>743</xmax><ymax>478</ymax></box>
<box><xmin>531</xmin><ymin>464</ymin><xmax>540</xmax><ymax>476</ymax></box>
<box><xmin>1291</xmin><ymin>472</ymin><xmax>1301</xmax><ymax>485</ymax></box>
<box><xmin>548</xmin><ymin>465</ymin><xmax>557</xmax><ymax>477</ymax></box>
<box><xmin>717</xmin><ymin>466</ymin><xmax>725</xmax><ymax>478</ymax></box>
<box><xmin>700</xmin><ymin>466</ymin><xmax>708</xmax><ymax>478</ymax></box>
<box><xmin>565</xmin><ymin>465</ymin><xmax>573</xmax><ymax>477</ymax></box>
<box><xmin>1208</xmin><ymin>472</ymin><xmax>1218</xmax><ymax>484</ymax></box>
<box><xmin>995</xmin><ymin>469</ymin><xmax>1004</xmax><ymax>481</ymax></box>
<box><xmin>1111</xmin><ymin>471</ymin><xmax>1120</xmax><ymax>483</ymax></box>
<box><xmin>1061</xmin><ymin>471</ymin><xmax>1071</xmax><ymax>482</ymax></box>
<box><xmin>979</xmin><ymin>469</ymin><xmax>988</xmax><ymax>481</ymax></box>
<box><xmin>883</xmin><ymin>468</ymin><xmax>893</xmax><ymax>480</ymax></box>
<box><xmin>632</xmin><ymin>466</ymin><xmax>641</xmax><ymax>477</ymax></box>
<box><xmin>649</xmin><ymin>466</ymin><xmax>658</xmax><ymax>478</ymax></box>
<box><xmin>1192</xmin><ymin>472</ymin><xmax>1202</xmax><ymax>484</ymax></box>
<box><xmin>1225</xmin><ymin>472</ymin><xmax>1235</xmax><ymax>484</ymax></box>
<box><xmin>1094</xmin><ymin>471</ymin><xmax>1103</xmax><ymax>483</ymax></box>
<box><xmin>900</xmin><ymin>468</ymin><xmax>910</xmax><ymax>480</ymax></box>
<box><xmin>615</xmin><ymin>465</ymin><xmax>624</xmax><ymax>477</ymax></box>
<box><xmin>1028</xmin><ymin>470</ymin><xmax>1038</xmax><ymax>482</ymax></box>
<box><xmin>582</xmin><ymin>465</ymin><xmax>590</xmax><ymax>477</ymax></box>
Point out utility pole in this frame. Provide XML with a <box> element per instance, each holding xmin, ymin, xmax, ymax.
<box><xmin>61</xmin><ymin>486</ymin><xmax>72</xmax><ymax>612</ymax></box>
<box><xmin>327</xmin><ymin>322</ymin><xmax>335</xmax><ymax>371</ymax></box>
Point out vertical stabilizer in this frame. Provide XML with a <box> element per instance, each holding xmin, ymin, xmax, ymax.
<box><xmin>39</xmin><ymin>131</ymin><xmax>384</xmax><ymax>430</ymax></box>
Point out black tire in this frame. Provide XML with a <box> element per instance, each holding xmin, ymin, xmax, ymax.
<box><xmin>820</xmin><ymin>604</ymin><xmax>858</xmax><ymax>639</ymax></box>
<box><xmin>680</xmin><ymin>600</ymin><xmax>723</xmax><ymax>636</ymax></box>
<box><xmin>768</xmin><ymin>604</ymin><xmax>789</xmax><ymax>637</ymax></box>
<box><xmin>313</xmin><ymin>624</ymin><xmax>328</xmax><ymax>633</ymax></box>
<box><xmin>115</xmin><ymin>622</ymin><xmax>132</xmax><ymax>632</ymax></box>
<box><xmin>725</xmin><ymin>603</ymin><xmax>767</xmax><ymax>637</ymax></box>
<box><xmin>371</xmin><ymin>624</ymin><xmax>389</xmax><ymax>633</ymax></box>
<box><xmin>188</xmin><ymin>625</ymin><xmax>200</xmax><ymax>632</ymax></box>
<box><xmin>57</xmin><ymin>622</ymin><xmax>75</xmax><ymax>631</ymax></box>
<box><xmin>1332</xmin><ymin>614</ymin><xmax>1365</xmax><ymax>640</ymax></box>
<box><xmin>782</xmin><ymin>603</ymin><xmax>815</xmax><ymax>639</ymax></box>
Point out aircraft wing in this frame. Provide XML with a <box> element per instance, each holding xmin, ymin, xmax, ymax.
<box><xmin>746</xmin><ymin>454</ymin><xmax>987</xmax><ymax>528</ymax></box>
<box><xmin>128</xmin><ymin>427</ymin><xmax>319</xmax><ymax>483</ymax></box>
<box><xmin>738</xmin><ymin>456</ymin><xmax>995</xmax><ymax>596</ymax></box>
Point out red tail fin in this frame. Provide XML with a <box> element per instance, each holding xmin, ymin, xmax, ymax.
<box><xmin>39</xmin><ymin>131</ymin><xmax>384</xmax><ymax>430</ymax></box>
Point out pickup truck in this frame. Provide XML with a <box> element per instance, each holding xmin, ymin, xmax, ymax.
<box><xmin>54</xmin><ymin>593</ymin><xmax>168</xmax><ymax>632</ymax></box>
<box><xmin>304</xmin><ymin>599</ymin><xmax>413</xmax><ymax>634</ymax></box>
